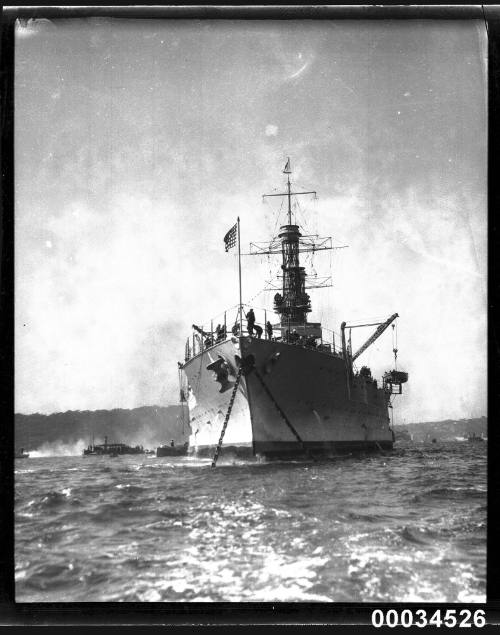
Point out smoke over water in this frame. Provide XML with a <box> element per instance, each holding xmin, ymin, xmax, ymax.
<box><xmin>29</xmin><ymin>439</ymin><xmax>87</xmax><ymax>458</ymax></box>
<box><xmin>28</xmin><ymin>434</ymin><xmax>168</xmax><ymax>457</ymax></box>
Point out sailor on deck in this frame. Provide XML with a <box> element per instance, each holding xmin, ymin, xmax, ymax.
<box><xmin>215</xmin><ymin>324</ymin><xmax>226</xmax><ymax>342</ymax></box>
<box><xmin>266</xmin><ymin>321</ymin><xmax>273</xmax><ymax>340</ymax></box>
<box><xmin>289</xmin><ymin>329</ymin><xmax>300</xmax><ymax>343</ymax></box>
<box><xmin>246</xmin><ymin>308</ymin><xmax>256</xmax><ymax>336</ymax></box>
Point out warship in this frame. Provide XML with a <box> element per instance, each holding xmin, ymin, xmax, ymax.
<box><xmin>179</xmin><ymin>160</ymin><xmax>408</xmax><ymax>462</ymax></box>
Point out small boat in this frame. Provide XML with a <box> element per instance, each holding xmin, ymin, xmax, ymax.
<box><xmin>15</xmin><ymin>448</ymin><xmax>29</xmax><ymax>459</ymax></box>
<box><xmin>467</xmin><ymin>433</ymin><xmax>485</xmax><ymax>443</ymax></box>
<box><xmin>156</xmin><ymin>441</ymin><xmax>189</xmax><ymax>457</ymax></box>
<box><xmin>83</xmin><ymin>435</ymin><xmax>146</xmax><ymax>456</ymax></box>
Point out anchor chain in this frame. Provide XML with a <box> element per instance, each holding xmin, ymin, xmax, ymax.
<box><xmin>252</xmin><ymin>367</ymin><xmax>316</xmax><ymax>462</ymax></box>
<box><xmin>211</xmin><ymin>365</ymin><xmax>243</xmax><ymax>468</ymax></box>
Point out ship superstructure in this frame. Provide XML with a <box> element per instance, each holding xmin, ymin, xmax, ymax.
<box><xmin>179</xmin><ymin>160</ymin><xmax>407</xmax><ymax>461</ymax></box>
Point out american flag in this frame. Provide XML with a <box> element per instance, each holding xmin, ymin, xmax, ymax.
<box><xmin>223</xmin><ymin>223</ymin><xmax>237</xmax><ymax>252</ymax></box>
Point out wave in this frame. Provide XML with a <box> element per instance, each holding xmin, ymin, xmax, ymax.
<box><xmin>15</xmin><ymin>442</ymin><xmax>486</xmax><ymax>603</ymax></box>
<box><xmin>29</xmin><ymin>489</ymin><xmax>73</xmax><ymax>511</ymax></box>
<box><xmin>412</xmin><ymin>486</ymin><xmax>485</xmax><ymax>503</ymax></box>
<box><xmin>400</xmin><ymin>525</ymin><xmax>437</xmax><ymax>545</ymax></box>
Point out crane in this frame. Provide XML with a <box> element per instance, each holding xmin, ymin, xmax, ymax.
<box><xmin>341</xmin><ymin>313</ymin><xmax>399</xmax><ymax>362</ymax></box>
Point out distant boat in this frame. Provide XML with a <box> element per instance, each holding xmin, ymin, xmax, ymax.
<box><xmin>467</xmin><ymin>433</ymin><xmax>485</xmax><ymax>443</ymax></box>
<box><xmin>83</xmin><ymin>435</ymin><xmax>145</xmax><ymax>456</ymax></box>
<box><xmin>15</xmin><ymin>448</ymin><xmax>29</xmax><ymax>459</ymax></box>
<box><xmin>157</xmin><ymin>441</ymin><xmax>189</xmax><ymax>457</ymax></box>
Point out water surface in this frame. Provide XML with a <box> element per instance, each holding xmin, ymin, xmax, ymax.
<box><xmin>15</xmin><ymin>441</ymin><xmax>486</xmax><ymax>602</ymax></box>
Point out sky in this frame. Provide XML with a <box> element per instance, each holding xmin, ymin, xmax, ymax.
<box><xmin>15</xmin><ymin>18</ymin><xmax>487</xmax><ymax>422</ymax></box>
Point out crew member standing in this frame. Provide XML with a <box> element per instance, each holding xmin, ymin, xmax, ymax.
<box><xmin>266</xmin><ymin>321</ymin><xmax>273</xmax><ymax>340</ymax></box>
<box><xmin>246</xmin><ymin>308</ymin><xmax>256</xmax><ymax>336</ymax></box>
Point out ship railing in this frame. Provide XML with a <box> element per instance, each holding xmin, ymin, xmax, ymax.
<box><xmin>184</xmin><ymin>305</ymin><xmax>241</xmax><ymax>361</ymax></box>
<box><xmin>184</xmin><ymin>305</ymin><xmax>346</xmax><ymax>362</ymax></box>
<box><xmin>184</xmin><ymin>304</ymin><xmax>292</xmax><ymax>361</ymax></box>
<box><xmin>320</xmin><ymin>326</ymin><xmax>346</xmax><ymax>358</ymax></box>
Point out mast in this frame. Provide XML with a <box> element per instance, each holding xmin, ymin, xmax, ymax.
<box><xmin>237</xmin><ymin>217</ymin><xmax>243</xmax><ymax>334</ymax></box>
<box><xmin>263</xmin><ymin>158</ymin><xmax>317</xmax><ymax>327</ymax></box>
<box><xmin>286</xmin><ymin>163</ymin><xmax>292</xmax><ymax>225</ymax></box>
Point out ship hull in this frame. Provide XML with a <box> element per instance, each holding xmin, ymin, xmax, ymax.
<box><xmin>182</xmin><ymin>336</ymin><xmax>393</xmax><ymax>459</ymax></box>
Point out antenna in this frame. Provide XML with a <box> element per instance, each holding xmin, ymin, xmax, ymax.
<box><xmin>262</xmin><ymin>158</ymin><xmax>317</xmax><ymax>220</ymax></box>
<box><xmin>284</xmin><ymin>157</ymin><xmax>293</xmax><ymax>224</ymax></box>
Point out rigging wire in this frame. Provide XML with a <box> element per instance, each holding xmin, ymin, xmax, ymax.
<box><xmin>263</xmin><ymin>195</ymin><xmax>285</xmax><ymax>238</ymax></box>
<box><xmin>294</xmin><ymin>193</ymin><xmax>316</xmax><ymax>234</ymax></box>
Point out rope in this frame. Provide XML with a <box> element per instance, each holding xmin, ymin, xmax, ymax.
<box><xmin>211</xmin><ymin>365</ymin><xmax>244</xmax><ymax>467</ymax></box>
<box><xmin>252</xmin><ymin>367</ymin><xmax>316</xmax><ymax>462</ymax></box>
<box><xmin>178</xmin><ymin>368</ymin><xmax>187</xmax><ymax>435</ymax></box>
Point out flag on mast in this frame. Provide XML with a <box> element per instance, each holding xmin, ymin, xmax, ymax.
<box><xmin>283</xmin><ymin>158</ymin><xmax>291</xmax><ymax>174</ymax></box>
<box><xmin>223</xmin><ymin>222</ymin><xmax>237</xmax><ymax>251</ymax></box>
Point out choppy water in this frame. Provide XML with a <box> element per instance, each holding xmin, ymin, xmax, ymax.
<box><xmin>15</xmin><ymin>441</ymin><xmax>486</xmax><ymax>602</ymax></box>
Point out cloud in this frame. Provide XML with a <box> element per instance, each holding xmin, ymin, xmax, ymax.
<box><xmin>312</xmin><ymin>185</ymin><xmax>486</xmax><ymax>423</ymax></box>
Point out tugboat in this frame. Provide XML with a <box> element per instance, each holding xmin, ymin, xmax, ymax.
<box><xmin>82</xmin><ymin>436</ymin><xmax>145</xmax><ymax>456</ymax></box>
<box><xmin>156</xmin><ymin>440</ymin><xmax>189</xmax><ymax>457</ymax></box>
<box><xmin>179</xmin><ymin>160</ymin><xmax>408</xmax><ymax>463</ymax></box>
<box><xmin>467</xmin><ymin>432</ymin><xmax>485</xmax><ymax>443</ymax></box>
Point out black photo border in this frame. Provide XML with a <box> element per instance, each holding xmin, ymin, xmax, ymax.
<box><xmin>1</xmin><ymin>3</ymin><xmax>498</xmax><ymax>629</ymax></box>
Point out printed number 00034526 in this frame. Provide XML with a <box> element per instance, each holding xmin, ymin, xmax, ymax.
<box><xmin>371</xmin><ymin>609</ymin><xmax>486</xmax><ymax>628</ymax></box>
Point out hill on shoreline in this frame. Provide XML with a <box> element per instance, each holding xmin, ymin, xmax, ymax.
<box><xmin>15</xmin><ymin>405</ymin><xmax>190</xmax><ymax>452</ymax></box>
<box><xmin>394</xmin><ymin>416</ymin><xmax>487</xmax><ymax>441</ymax></box>
<box><xmin>15</xmin><ymin>407</ymin><xmax>487</xmax><ymax>451</ymax></box>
